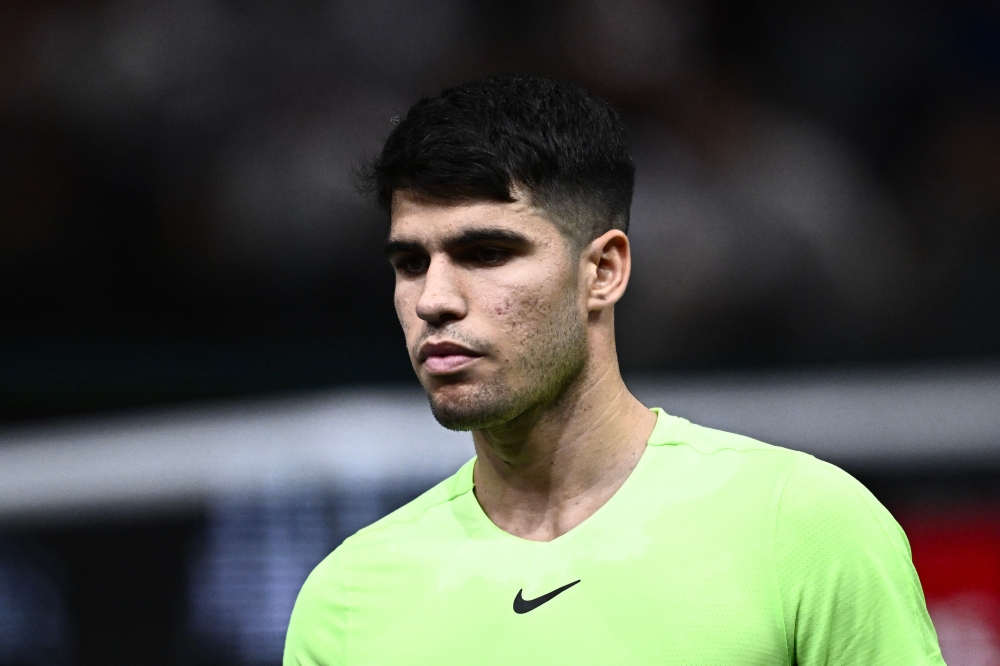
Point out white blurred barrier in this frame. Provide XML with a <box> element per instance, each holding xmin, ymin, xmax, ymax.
<box><xmin>630</xmin><ymin>363</ymin><xmax>1000</xmax><ymax>466</ymax></box>
<box><xmin>0</xmin><ymin>389</ymin><xmax>471</xmax><ymax>523</ymax></box>
<box><xmin>0</xmin><ymin>364</ymin><xmax>998</xmax><ymax>523</ymax></box>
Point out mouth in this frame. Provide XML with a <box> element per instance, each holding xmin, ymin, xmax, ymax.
<box><xmin>418</xmin><ymin>341</ymin><xmax>484</xmax><ymax>375</ymax></box>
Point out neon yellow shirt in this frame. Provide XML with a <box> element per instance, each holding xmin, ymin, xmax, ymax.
<box><xmin>285</xmin><ymin>409</ymin><xmax>944</xmax><ymax>665</ymax></box>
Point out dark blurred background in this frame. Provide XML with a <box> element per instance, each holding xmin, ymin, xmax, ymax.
<box><xmin>2</xmin><ymin>0</ymin><xmax>999</xmax><ymax>421</ymax></box>
<box><xmin>1</xmin><ymin>0</ymin><xmax>999</xmax><ymax>664</ymax></box>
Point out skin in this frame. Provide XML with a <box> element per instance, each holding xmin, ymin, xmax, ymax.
<box><xmin>387</xmin><ymin>190</ymin><xmax>656</xmax><ymax>542</ymax></box>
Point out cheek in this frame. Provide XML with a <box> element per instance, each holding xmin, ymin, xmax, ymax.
<box><xmin>471</xmin><ymin>255</ymin><xmax>579</xmax><ymax>343</ymax></box>
<box><xmin>488</xmin><ymin>284</ymin><xmax>560</xmax><ymax>338</ymax></box>
<box><xmin>394</xmin><ymin>288</ymin><xmax>420</xmax><ymax>338</ymax></box>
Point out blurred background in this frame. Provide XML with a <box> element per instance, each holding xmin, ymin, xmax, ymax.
<box><xmin>0</xmin><ymin>0</ymin><xmax>998</xmax><ymax>663</ymax></box>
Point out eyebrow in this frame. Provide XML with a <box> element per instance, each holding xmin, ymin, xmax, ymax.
<box><xmin>384</xmin><ymin>227</ymin><xmax>531</xmax><ymax>259</ymax></box>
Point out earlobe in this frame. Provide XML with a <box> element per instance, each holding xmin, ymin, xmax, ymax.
<box><xmin>586</xmin><ymin>230</ymin><xmax>631</xmax><ymax>311</ymax></box>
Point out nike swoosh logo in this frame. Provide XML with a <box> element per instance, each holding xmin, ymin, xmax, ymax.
<box><xmin>513</xmin><ymin>580</ymin><xmax>581</xmax><ymax>614</ymax></box>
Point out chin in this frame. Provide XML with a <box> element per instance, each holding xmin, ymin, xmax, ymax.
<box><xmin>426</xmin><ymin>381</ymin><xmax>519</xmax><ymax>432</ymax></box>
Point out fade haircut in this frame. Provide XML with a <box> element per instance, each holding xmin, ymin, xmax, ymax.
<box><xmin>361</xmin><ymin>74</ymin><xmax>635</xmax><ymax>249</ymax></box>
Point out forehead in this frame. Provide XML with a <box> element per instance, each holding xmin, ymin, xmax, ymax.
<box><xmin>388</xmin><ymin>192</ymin><xmax>562</xmax><ymax>246</ymax></box>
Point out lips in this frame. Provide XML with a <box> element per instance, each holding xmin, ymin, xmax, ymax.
<box><xmin>418</xmin><ymin>341</ymin><xmax>483</xmax><ymax>375</ymax></box>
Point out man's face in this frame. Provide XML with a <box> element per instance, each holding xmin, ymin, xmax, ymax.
<box><xmin>386</xmin><ymin>191</ymin><xmax>589</xmax><ymax>431</ymax></box>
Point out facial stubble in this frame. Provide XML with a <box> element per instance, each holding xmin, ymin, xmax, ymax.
<box><xmin>426</xmin><ymin>283</ymin><xmax>588</xmax><ymax>432</ymax></box>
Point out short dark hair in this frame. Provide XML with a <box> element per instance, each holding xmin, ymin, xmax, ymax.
<box><xmin>361</xmin><ymin>74</ymin><xmax>635</xmax><ymax>248</ymax></box>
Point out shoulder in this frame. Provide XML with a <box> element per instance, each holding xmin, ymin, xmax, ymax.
<box><xmin>775</xmin><ymin>452</ymin><xmax>910</xmax><ymax>560</ymax></box>
<box><xmin>652</xmin><ymin>413</ymin><xmax>807</xmax><ymax>488</ymax></box>
<box><xmin>758</xmin><ymin>446</ymin><xmax>943</xmax><ymax>662</ymax></box>
<box><xmin>652</xmin><ymin>410</ymin><xmax>798</xmax><ymax>459</ymax></box>
<box><xmin>652</xmin><ymin>412</ymin><xmax>901</xmax><ymax>542</ymax></box>
<box><xmin>673</xmin><ymin>422</ymin><xmax>919</xmax><ymax>597</ymax></box>
<box><xmin>289</xmin><ymin>460</ymin><xmax>475</xmax><ymax>626</ymax></box>
<box><xmin>679</xmin><ymin>419</ymin><xmax>798</xmax><ymax>457</ymax></box>
<box><xmin>778</xmin><ymin>453</ymin><xmax>899</xmax><ymax>536</ymax></box>
<box><xmin>660</xmin><ymin>414</ymin><xmax>885</xmax><ymax>517</ymax></box>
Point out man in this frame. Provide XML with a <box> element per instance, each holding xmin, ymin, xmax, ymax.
<box><xmin>284</xmin><ymin>75</ymin><xmax>943</xmax><ymax>665</ymax></box>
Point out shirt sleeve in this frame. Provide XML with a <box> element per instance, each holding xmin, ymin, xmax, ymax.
<box><xmin>775</xmin><ymin>454</ymin><xmax>945</xmax><ymax>666</ymax></box>
<box><xmin>283</xmin><ymin>549</ymin><xmax>347</xmax><ymax>666</ymax></box>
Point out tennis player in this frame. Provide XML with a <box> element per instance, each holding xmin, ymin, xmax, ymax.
<box><xmin>284</xmin><ymin>75</ymin><xmax>944</xmax><ymax>665</ymax></box>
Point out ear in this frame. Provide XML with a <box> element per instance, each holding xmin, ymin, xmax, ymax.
<box><xmin>582</xmin><ymin>229</ymin><xmax>631</xmax><ymax>311</ymax></box>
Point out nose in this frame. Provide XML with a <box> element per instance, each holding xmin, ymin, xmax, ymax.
<box><xmin>415</xmin><ymin>256</ymin><xmax>467</xmax><ymax>324</ymax></box>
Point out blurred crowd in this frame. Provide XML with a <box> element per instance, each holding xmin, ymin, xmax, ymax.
<box><xmin>1</xmin><ymin>0</ymin><xmax>999</xmax><ymax>407</ymax></box>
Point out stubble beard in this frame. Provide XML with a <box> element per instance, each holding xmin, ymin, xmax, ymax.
<box><xmin>426</xmin><ymin>290</ymin><xmax>589</xmax><ymax>432</ymax></box>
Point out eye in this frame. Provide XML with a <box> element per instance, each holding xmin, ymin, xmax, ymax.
<box><xmin>394</xmin><ymin>254</ymin><xmax>428</xmax><ymax>275</ymax></box>
<box><xmin>473</xmin><ymin>247</ymin><xmax>509</xmax><ymax>265</ymax></box>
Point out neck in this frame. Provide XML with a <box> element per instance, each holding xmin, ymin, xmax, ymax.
<box><xmin>470</xmin><ymin>353</ymin><xmax>656</xmax><ymax>542</ymax></box>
